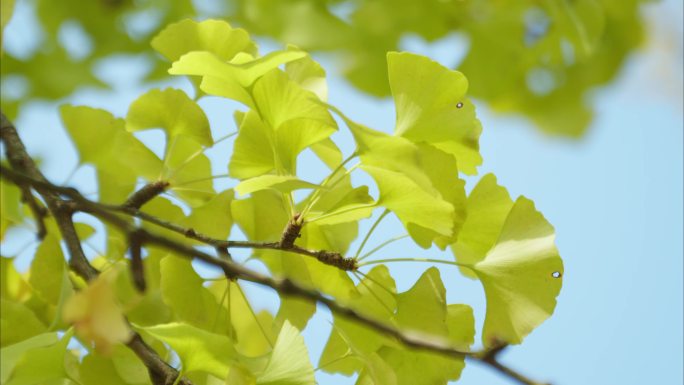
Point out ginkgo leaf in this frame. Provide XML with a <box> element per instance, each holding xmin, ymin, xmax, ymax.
<box><xmin>472</xmin><ymin>197</ymin><xmax>564</xmax><ymax>346</ymax></box>
<box><xmin>126</xmin><ymin>88</ymin><xmax>212</xmax><ymax>147</ymax></box>
<box><xmin>285</xmin><ymin>54</ymin><xmax>328</xmax><ymax>101</ymax></box>
<box><xmin>182</xmin><ymin>189</ymin><xmax>234</xmax><ymax>240</ymax></box>
<box><xmin>362</xmin><ymin>165</ymin><xmax>453</xmax><ymax>239</ymax></box>
<box><xmin>151</xmin><ymin>19</ymin><xmax>256</xmax><ymax>63</ymax></box>
<box><xmin>141</xmin><ymin>322</ymin><xmax>236</xmax><ymax>378</ymax></box>
<box><xmin>309</xmin><ymin>139</ymin><xmax>343</xmax><ymax>170</ymax></box>
<box><xmin>80</xmin><ymin>353</ymin><xmax>132</xmax><ymax>385</ymax></box>
<box><xmin>229</xmin><ymin>111</ymin><xmax>276</xmax><ymax>179</ymax></box>
<box><xmin>452</xmin><ymin>174</ymin><xmax>514</xmax><ymax>279</ymax></box>
<box><xmin>29</xmin><ymin>235</ymin><xmax>69</xmax><ymax>305</ymax></box>
<box><xmin>164</xmin><ymin>135</ymin><xmax>216</xmax><ymax>205</ymax></box>
<box><xmin>236</xmin><ymin>175</ymin><xmax>320</xmax><ymax>196</ymax></box>
<box><xmin>387</xmin><ymin>52</ymin><xmax>482</xmax><ymax>175</ymax></box>
<box><xmin>159</xmin><ymin>256</ymin><xmax>229</xmax><ymax>334</ymax></box>
<box><xmin>62</xmin><ymin>268</ymin><xmax>132</xmax><ymax>354</ymax></box>
<box><xmin>4</xmin><ymin>329</ymin><xmax>73</xmax><ymax>385</ymax></box>
<box><xmin>338</xmin><ymin>108</ymin><xmax>465</xmax><ymax>247</ymax></box>
<box><xmin>60</xmin><ymin>105</ymin><xmax>162</xmax><ymax>182</ymax></box>
<box><xmin>0</xmin><ymin>300</ymin><xmax>47</xmax><ymax>347</ymax></box>
<box><xmin>1</xmin><ymin>332</ymin><xmax>59</xmax><ymax>383</ymax></box>
<box><xmin>453</xmin><ymin>175</ymin><xmax>563</xmax><ymax>345</ymax></box>
<box><xmin>256</xmin><ymin>321</ymin><xmax>315</xmax><ymax>385</ymax></box>
<box><xmin>0</xmin><ymin>178</ymin><xmax>22</xmax><ymax>239</ymax></box>
<box><xmin>169</xmin><ymin>48</ymin><xmax>306</xmax><ymax>90</ymax></box>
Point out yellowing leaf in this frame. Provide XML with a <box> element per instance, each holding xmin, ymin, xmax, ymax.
<box><xmin>63</xmin><ymin>269</ymin><xmax>132</xmax><ymax>354</ymax></box>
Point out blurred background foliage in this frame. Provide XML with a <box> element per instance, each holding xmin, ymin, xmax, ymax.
<box><xmin>1</xmin><ymin>0</ymin><xmax>652</xmax><ymax>137</ymax></box>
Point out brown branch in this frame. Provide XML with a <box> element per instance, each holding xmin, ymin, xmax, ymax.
<box><xmin>1</xmin><ymin>164</ymin><xmax>547</xmax><ymax>385</ymax></box>
<box><xmin>20</xmin><ymin>187</ymin><xmax>48</xmax><ymax>239</ymax></box>
<box><xmin>129</xmin><ymin>229</ymin><xmax>146</xmax><ymax>292</ymax></box>
<box><xmin>124</xmin><ymin>181</ymin><xmax>169</xmax><ymax>209</ymax></box>
<box><xmin>0</xmin><ymin>113</ymin><xmax>191</xmax><ymax>385</ymax></box>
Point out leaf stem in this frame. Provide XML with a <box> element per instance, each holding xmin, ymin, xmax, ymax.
<box><xmin>301</xmin><ymin>152</ymin><xmax>357</xmax><ymax>218</ymax></box>
<box><xmin>166</xmin><ymin>131</ymin><xmax>237</xmax><ymax>181</ymax></box>
<box><xmin>354</xmin><ymin>209</ymin><xmax>389</xmax><ymax>259</ymax></box>
<box><xmin>357</xmin><ymin>234</ymin><xmax>409</xmax><ymax>262</ymax></box>
<box><xmin>358</xmin><ymin>258</ymin><xmax>471</xmax><ymax>269</ymax></box>
<box><xmin>236</xmin><ymin>282</ymin><xmax>274</xmax><ymax>348</ymax></box>
<box><xmin>172</xmin><ymin>173</ymin><xmax>230</xmax><ymax>187</ymax></box>
<box><xmin>306</xmin><ymin>202</ymin><xmax>376</xmax><ymax>223</ymax></box>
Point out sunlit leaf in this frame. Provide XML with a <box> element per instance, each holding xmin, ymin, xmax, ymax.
<box><xmin>388</xmin><ymin>52</ymin><xmax>482</xmax><ymax>175</ymax></box>
<box><xmin>255</xmin><ymin>321</ymin><xmax>315</xmax><ymax>385</ymax></box>
<box><xmin>454</xmin><ymin>175</ymin><xmax>563</xmax><ymax>345</ymax></box>
<box><xmin>152</xmin><ymin>19</ymin><xmax>256</xmax><ymax>63</ymax></box>
<box><xmin>141</xmin><ymin>322</ymin><xmax>236</xmax><ymax>378</ymax></box>
<box><xmin>236</xmin><ymin>174</ymin><xmax>320</xmax><ymax>196</ymax></box>
<box><xmin>126</xmin><ymin>88</ymin><xmax>212</xmax><ymax>147</ymax></box>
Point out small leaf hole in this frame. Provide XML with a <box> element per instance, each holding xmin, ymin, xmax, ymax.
<box><xmin>456</xmin><ymin>102</ymin><xmax>464</xmax><ymax>108</ymax></box>
<box><xmin>551</xmin><ymin>271</ymin><xmax>561</xmax><ymax>278</ymax></box>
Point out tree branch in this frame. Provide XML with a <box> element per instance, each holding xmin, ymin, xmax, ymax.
<box><xmin>1</xmin><ymin>112</ymin><xmax>550</xmax><ymax>385</ymax></box>
<box><xmin>0</xmin><ymin>112</ymin><xmax>191</xmax><ymax>385</ymax></box>
<box><xmin>1</xmin><ymin>164</ymin><xmax>549</xmax><ymax>385</ymax></box>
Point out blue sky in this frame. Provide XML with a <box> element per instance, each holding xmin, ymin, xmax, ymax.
<box><xmin>1</xmin><ymin>1</ymin><xmax>682</xmax><ymax>384</ymax></box>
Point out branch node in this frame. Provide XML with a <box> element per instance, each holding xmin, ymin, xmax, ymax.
<box><xmin>314</xmin><ymin>250</ymin><xmax>357</xmax><ymax>271</ymax></box>
<box><xmin>279</xmin><ymin>213</ymin><xmax>303</xmax><ymax>249</ymax></box>
<box><xmin>184</xmin><ymin>228</ymin><xmax>196</xmax><ymax>238</ymax></box>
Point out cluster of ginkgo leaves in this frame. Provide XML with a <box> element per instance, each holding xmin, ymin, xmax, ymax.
<box><xmin>0</xmin><ymin>0</ymin><xmax>647</xmax><ymax>136</ymax></box>
<box><xmin>0</xmin><ymin>19</ymin><xmax>563</xmax><ymax>385</ymax></box>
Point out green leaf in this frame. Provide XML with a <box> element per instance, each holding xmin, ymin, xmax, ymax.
<box><xmin>151</xmin><ymin>19</ymin><xmax>257</xmax><ymax>63</ymax></box>
<box><xmin>363</xmin><ymin>165</ymin><xmax>453</xmax><ymax>239</ymax></box>
<box><xmin>183</xmin><ymin>189</ymin><xmax>234</xmax><ymax>241</ymax></box>
<box><xmin>387</xmin><ymin>52</ymin><xmax>482</xmax><ymax>175</ymax></box>
<box><xmin>111</xmin><ymin>344</ymin><xmax>150</xmax><ymax>384</ymax></box>
<box><xmin>472</xmin><ymin>197</ymin><xmax>564</xmax><ymax>346</ymax></box>
<box><xmin>454</xmin><ymin>175</ymin><xmax>563</xmax><ymax>345</ymax></box>
<box><xmin>0</xmin><ymin>300</ymin><xmax>47</xmax><ymax>347</ymax></box>
<box><xmin>256</xmin><ymin>321</ymin><xmax>315</xmax><ymax>385</ymax></box>
<box><xmin>29</xmin><ymin>235</ymin><xmax>69</xmax><ymax>305</ymax></box>
<box><xmin>141</xmin><ymin>322</ymin><xmax>236</xmax><ymax>378</ymax></box>
<box><xmin>169</xmin><ymin>48</ymin><xmax>307</xmax><ymax>106</ymax></box>
<box><xmin>285</xmin><ymin>54</ymin><xmax>328</xmax><ymax>101</ymax></box>
<box><xmin>309</xmin><ymin>139</ymin><xmax>343</xmax><ymax>170</ymax></box>
<box><xmin>164</xmin><ymin>136</ymin><xmax>216</xmax><ymax>205</ymax></box>
<box><xmin>5</xmin><ymin>329</ymin><xmax>73</xmax><ymax>385</ymax></box>
<box><xmin>339</xmin><ymin>110</ymin><xmax>466</xmax><ymax>247</ymax></box>
<box><xmin>60</xmin><ymin>105</ymin><xmax>162</xmax><ymax>182</ymax></box>
<box><xmin>126</xmin><ymin>88</ymin><xmax>213</xmax><ymax>147</ymax></box>
<box><xmin>1</xmin><ymin>332</ymin><xmax>59</xmax><ymax>384</ymax></box>
<box><xmin>159</xmin><ymin>256</ymin><xmax>229</xmax><ymax>334</ymax></box>
<box><xmin>0</xmin><ymin>178</ymin><xmax>22</xmax><ymax>239</ymax></box>
<box><xmin>229</xmin><ymin>111</ymin><xmax>276</xmax><ymax>180</ymax></box>
<box><xmin>236</xmin><ymin>175</ymin><xmax>320</xmax><ymax>196</ymax></box>
<box><xmin>451</xmin><ymin>174</ymin><xmax>514</xmax><ymax>279</ymax></box>
<box><xmin>80</xmin><ymin>353</ymin><xmax>135</xmax><ymax>385</ymax></box>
